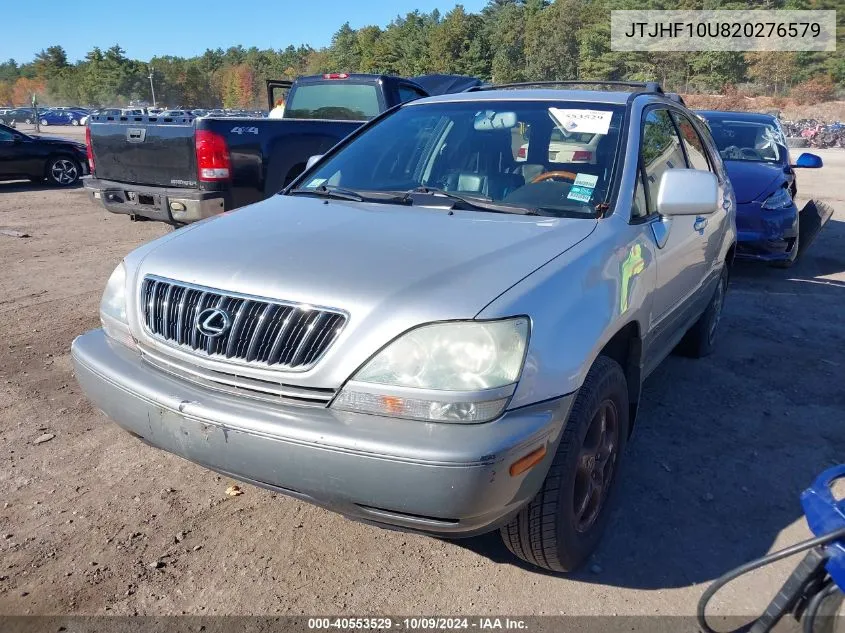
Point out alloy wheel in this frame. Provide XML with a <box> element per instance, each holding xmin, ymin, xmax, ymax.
<box><xmin>51</xmin><ymin>159</ymin><xmax>78</xmax><ymax>185</ymax></box>
<box><xmin>573</xmin><ymin>399</ymin><xmax>619</xmax><ymax>533</ymax></box>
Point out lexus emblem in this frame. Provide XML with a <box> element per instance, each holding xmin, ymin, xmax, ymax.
<box><xmin>195</xmin><ymin>307</ymin><xmax>232</xmax><ymax>338</ymax></box>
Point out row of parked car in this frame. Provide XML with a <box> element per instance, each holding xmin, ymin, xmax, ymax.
<box><xmin>0</xmin><ymin>106</ymin><xmax>89</xmax><ymax>127</ymax></box>
<box><xmin>67</xmin><ymin>78</ymin><xmax>828</xmax><ymax>577</ymax></box>
<box><xmin>0</xmin><ymin>105</ymin><xmax>272</xmax><ymax>129</ymax></box>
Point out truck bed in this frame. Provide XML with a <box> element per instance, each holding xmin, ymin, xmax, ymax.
<box><xmin>89</xmin><ymin>114</ymin><xmax>197</xmax><ymax>187</ymax></box>
<box><xmin>87</xmin><ymin>115</ymin><xmax>364</xmax><ymax>212</ymax></box>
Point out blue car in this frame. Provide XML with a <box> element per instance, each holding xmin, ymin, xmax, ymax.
<box><xmin>38</xmin><ymin>109</ymin><xmax>87</xmax><ymax>126</ymax></box>
<box><xmin>698</xmin><ymin>110</ymin><xmax>822</xmax><ymax>267</ymax></box>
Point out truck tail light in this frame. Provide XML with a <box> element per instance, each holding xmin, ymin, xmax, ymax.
<box><xmin>517</xmin><ymin>146</ymin><xmax>526</xmax><ymax>159</ymax></box>
<box><xmin>85</xmin><ymin>126</ymin><xmax>95</xmax><ymax>173</ymax></box>
<box><xmin>195</xmin><ymin>129</ymin><xmax>231</xmax><ymax>181</ymax></box>
<box><xmin>572</xmin><ymin>150</ymin><xmax>592</xmax><ymax>162</ymax></box>
<box><xmin>322</xmin><ymin>73</ymin><xmax>349</xmax><ymax>79</ymax></box>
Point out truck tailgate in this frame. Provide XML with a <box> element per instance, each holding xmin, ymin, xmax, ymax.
<box><xmin>89</xmin><ymin>116</ymin><xmax>197</xmax><ymax>187</ymax></box>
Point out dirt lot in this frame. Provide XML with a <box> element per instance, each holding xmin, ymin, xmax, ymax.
<box><xmin>1</xmin><ymin>128</ymin><xmax>843</xmax><ymax>621</ymax></box>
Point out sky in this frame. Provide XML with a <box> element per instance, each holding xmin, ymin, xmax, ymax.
<box><xmin>2</xmin><ymin>0</ymin><xmax>489</xmax><ymax>64</ymax></box>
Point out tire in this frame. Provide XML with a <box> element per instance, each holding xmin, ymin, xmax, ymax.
<box><xmin>501</xmin><ymin>355</ymin><xmax>629</xmax><ymax>572</ymax></box>
<box><xmin>71</xmin><ymin>119</ymin><xmax>79</xmax><ymax>126</ymax></box>
<box><xmin>802</xmin><ymin>589</ymin><xmax>844</xmax><ymax>633</ymax></box>
<box><xmin>679</xmin><ymin>266</ymin><xmax>728</xmax><ymax>358</ymax></box>
<box><xmin>40</xmin><ymin>119</ymin><xmax>49</xmax><ymax>126</ymax></box>
<box><xmin>46</xmin><ymin>156</ymin><xmax>81</xmax><ymax>186</ymax></box>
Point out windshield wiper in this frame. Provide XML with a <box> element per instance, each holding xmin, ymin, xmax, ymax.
<box><xmin>288</xmin><ymin>185</ymin><xmax>413</xmax><ymax>205</ymax></box>
<box><xmin>402</xmin><ymin>187</ymin><xmax>544</xmax><ymax>216</ymax></box>
<box><xmin>288</xmin><ymin>185</ymin><xmax>365</xmax><ymax>202</ymax></box>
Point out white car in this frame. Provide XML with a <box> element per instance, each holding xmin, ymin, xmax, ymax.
<box><xmin>158</xmin><ymin>110</ymin><xmax>193</xmax><ymax>118</ymax></box>
<box><xmin>516</xmin><ymin>128</ymin><xmax>603</xmax><ymax>164</ymax></box>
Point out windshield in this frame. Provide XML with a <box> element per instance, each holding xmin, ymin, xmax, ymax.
<box><xmin>297</xmin><ymin>100</ymin><xmax>625</xmax><ymax>217</ymax></box>
<box><xmin>704</xmin><ymin>118</ymin><xmax>783</xmax><ymax>163</ymax></box>
<box><xmin>286</xmin><ymin>82</ymin><xmax>381</xmax><ymax>121</ymax></box>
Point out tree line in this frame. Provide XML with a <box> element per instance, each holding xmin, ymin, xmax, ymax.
<box><xmin>1</xmin><ymin>0</ymin><xmax>841</xmax><ymax>109</ymax></box>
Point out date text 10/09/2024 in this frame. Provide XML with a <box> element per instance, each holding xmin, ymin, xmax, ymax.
<box><xmin>307</xmin><ymin>618</ymin><xmax>529</xmax><ymax>630</ymax></box>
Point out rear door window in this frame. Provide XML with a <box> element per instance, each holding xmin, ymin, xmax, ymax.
<box><xmin>287</xmin><ymin>83</ymin><xmax>381</xmax><ymax>121</ymax></box>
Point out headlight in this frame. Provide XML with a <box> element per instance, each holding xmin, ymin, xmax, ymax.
<box><xmin>99</xmin><ymin>262</ymin><xmax>135</xmax><ymax>349</ymax></box>
<box><xmin>332</xmin><ymin>318</ymin><xmax>529</xmax><ymax>423</ymax></box>
<box><xmin>761</xmin><ymin>188</ymin><xmax>793</xmax><ymax>210</ymax></box>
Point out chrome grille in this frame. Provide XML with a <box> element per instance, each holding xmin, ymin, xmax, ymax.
<box><xmin>141</xmin><ymin>276</ymin><xmax>347</xmax><ymax>370</ymax></box>
<box><xmin>139</xmin><ymin>344</ymin><xmax>334</xmax><ymax>407</ymax></box>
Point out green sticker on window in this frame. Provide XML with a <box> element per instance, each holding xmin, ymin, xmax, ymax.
<box><xmin>567</xmin><ymin>185</ymin><xmax>594</xmax><ymax>203</ymax></box>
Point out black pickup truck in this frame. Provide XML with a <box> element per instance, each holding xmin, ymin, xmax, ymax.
<box><xmin>84</xmin><ymin>73</ymin><xmax>481</xmax><ymax>225</ymax></box>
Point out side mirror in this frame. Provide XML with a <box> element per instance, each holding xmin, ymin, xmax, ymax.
<box><xmin>793</xmin><ymin>152</ymin><xmax>823</xmax><ymax>169</ymax></box>
<box><xmin>11</xmin><ymin>134</ymin><xmax>22</xmax><ymax>144</ymax></box>
<box><xmin>305</xmin><ymin>154</ymin><xmax>323</xmax><ymax>170</ymax></box>
<box><xmin>657</xmin><ymin>169</ymin><xmax>719</xmax><ymax>216</ymax></box>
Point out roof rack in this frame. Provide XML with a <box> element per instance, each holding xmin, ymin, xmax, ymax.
<box><xmin>465</xmin><ymin>80</ymin><xmax>665</xmax><ymax>94</ymax></box>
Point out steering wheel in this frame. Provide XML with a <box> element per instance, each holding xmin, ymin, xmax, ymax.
<box><xmin>723</xmin><ymin>145</ymin><xmax>763</xmax><ymax>161</ymax></box>
<box><xmin>531</xmin><ymin>170</ymin><xmax>578</xmax><ymax>184</ymax></box>
<box><xmin>740</xmin><ymin>147</ymin><xmax>764</xmax><ymax>160</ymax></box>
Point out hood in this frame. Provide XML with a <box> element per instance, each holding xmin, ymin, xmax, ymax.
<box><xmin>724</xmin><ymin>161</ymin><xmax>785</xmax><ymax>204</ymax></box>
<box><xmin>31</xmin><ymin>135</ymin><xmax>85</xmax><ymax>149</ymax></box>
<box><xmin>131</xmin><ymin>195</ymin><xmax>596</xmax><ymax>385</ymax></box>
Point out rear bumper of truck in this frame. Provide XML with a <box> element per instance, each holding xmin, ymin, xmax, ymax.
<box><xmin>84</xmin><ymin>177</ymin><xmax>228</xmax><ymax>224</ymax></box>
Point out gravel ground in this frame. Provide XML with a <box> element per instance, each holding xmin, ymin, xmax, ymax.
<box><xmin>0</xmin><ymin>130</ymin><xmax>843</xmax><ymax>622</ymax></box>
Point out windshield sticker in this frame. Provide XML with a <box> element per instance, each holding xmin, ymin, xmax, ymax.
<box><xmin>306</xmin><ymin>178</ymin><xmax>327</xmax><ymax>188</ymax></box>
<box><xmin>567</xmin><ymin>185</ymin><xmax>594</xmax><ymax>203</ymax></box>
<box><xmin>573</xmin><ymin>173</ymin><xmax>599</xmax><ymax>188</ymax></box>
<box><xmin>549</xmin><ymin>108</ymin><xmax>612</xmax><ymax>135</ymax></box>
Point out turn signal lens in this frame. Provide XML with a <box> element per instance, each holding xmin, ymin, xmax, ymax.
<box><xmin>509</xmin><ymin>446</ymin><xmax>547</xmax><ymax>477</ymax></box>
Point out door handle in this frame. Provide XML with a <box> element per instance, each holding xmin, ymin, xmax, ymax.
<box><xmin>694</xmin><ymin>216</ymin><xmax>708</xmax><ymax>234</ymax></box>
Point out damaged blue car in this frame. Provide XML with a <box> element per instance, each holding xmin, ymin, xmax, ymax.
<box><xmin>697</xmin><ymin>110</ymin><xmax>822</xmax><ymax>267</ymax></box>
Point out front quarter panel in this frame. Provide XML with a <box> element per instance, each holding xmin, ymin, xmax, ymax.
<box><xmin>478</xmin><ymin>213</ymin><xmax>655</xmax><ymax>409</ymax></box>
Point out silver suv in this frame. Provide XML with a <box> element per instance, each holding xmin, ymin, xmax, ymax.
<box><xmin>72</xmin><ymin>82</ymin><xmax>736</xmax><ymax>572</ymax></box>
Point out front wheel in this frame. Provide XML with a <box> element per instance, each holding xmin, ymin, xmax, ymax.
<box><xmin>46</xmin><ymin>157</ymin><xmax>80</xmax><ymax>186</ymax></box>
<box><xmin>71</xmin><ymin>119</ymin><xmax>79</xmax><ymax>126</ymax></box>
<box><xmin>40</xmin><ymin>119</ymin><xmax>49</xmax><ymax>126</ymax></box>
<box><xmin>501</xmin><ymin>355</ymin><xmax>629</xmax><ymax>572</ymax></box>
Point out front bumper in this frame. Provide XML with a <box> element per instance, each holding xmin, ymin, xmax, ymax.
<box><xmin>735</xmin><ymin>200</ymin><xmax>799</xmax><ymax>262</ymax></box>
<box><xmin>71</xmin><ymin>329</ymin><xmax>573</xmax><ymax>537</ymax></box>
<box><xmin>84</xmin><ymin>177</ymin><xmax>227</xmax><ymax>224</ymax></box>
